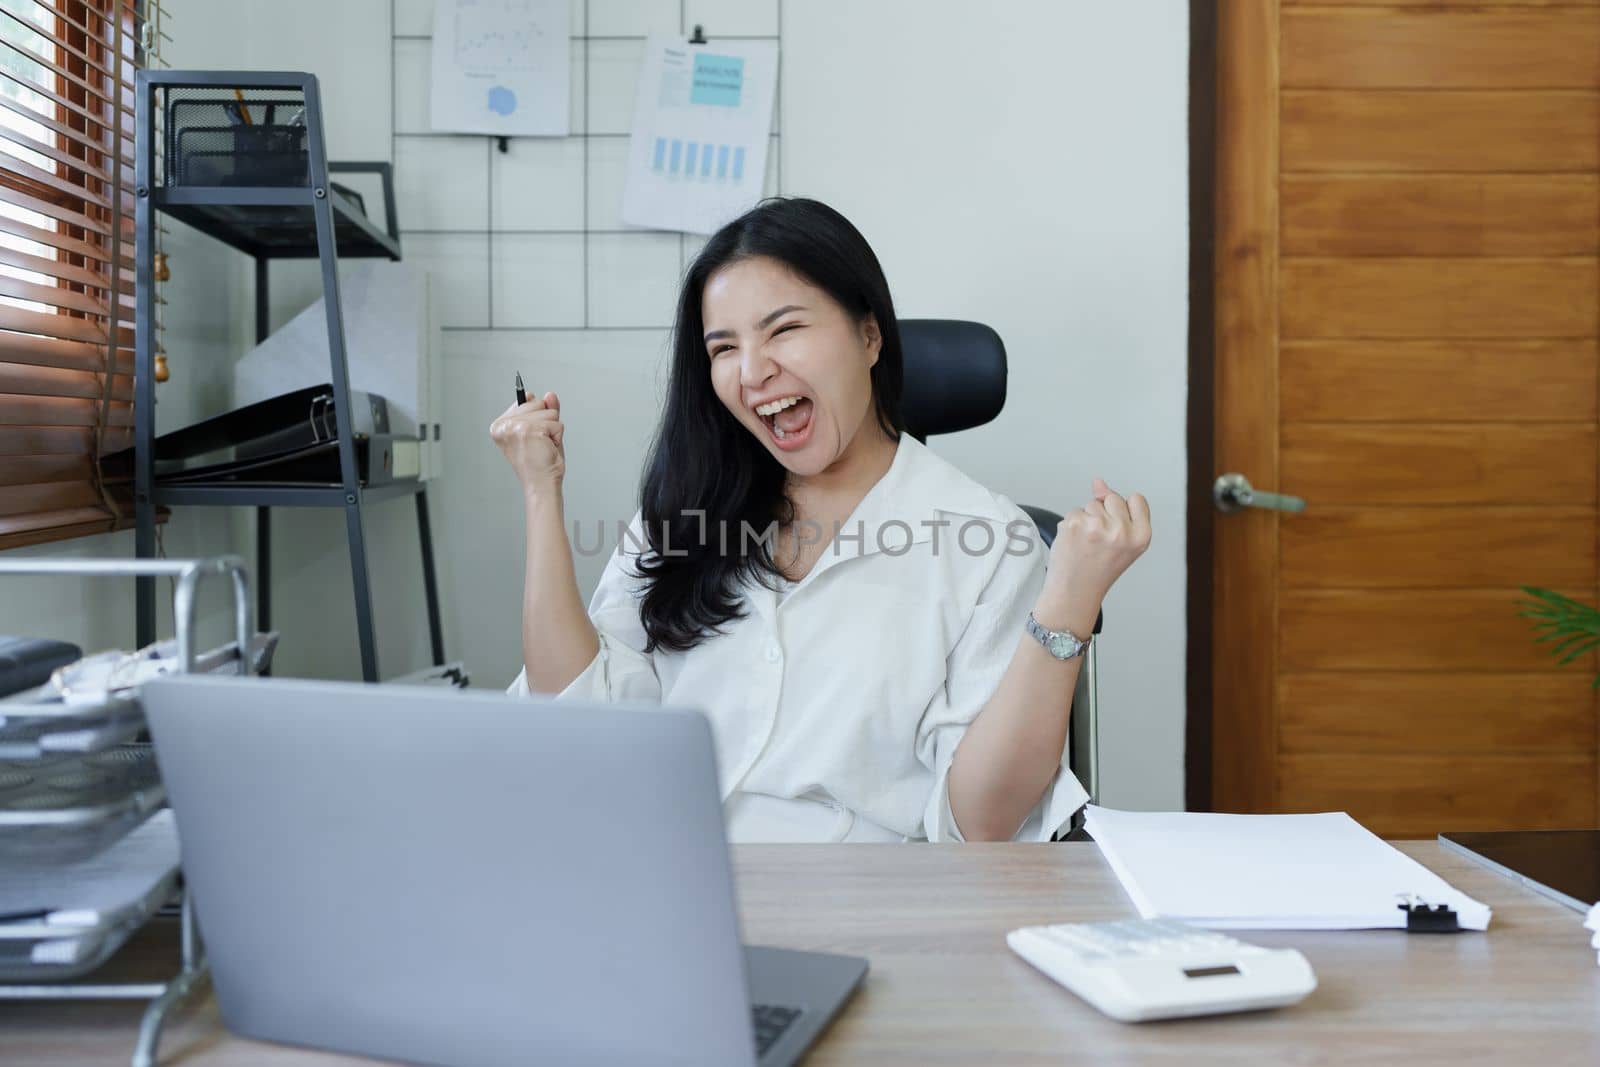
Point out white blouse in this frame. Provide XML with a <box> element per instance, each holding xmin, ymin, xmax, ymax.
<box><xmin>507</xmin><ymin>433</ymin><xmax>1089</xmax><ymax>843</ymax></box>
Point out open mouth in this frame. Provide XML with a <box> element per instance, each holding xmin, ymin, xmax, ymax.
<box><xmin>756</xmin><ymin>396</ymin><xmax>815</xmax><ymax>451</ymax></box>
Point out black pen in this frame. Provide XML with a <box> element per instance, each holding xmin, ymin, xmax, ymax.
<box><xmin>0</xmin><ymin>909</ymin><xmax>50</xmax><ymax>925</ymax></box>
<box><xmin>515</xmin><ymin>371</ymin><xmax>527</xmax><ymax>406</ymax></box>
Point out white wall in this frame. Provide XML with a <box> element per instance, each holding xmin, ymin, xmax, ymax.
<box><xmin>780</xmin><ymin>1</ymin><xmax>1190</xmax><ymax>809</ymax></box>
<box><xmin>167</xmin><ymin>0</ymin><xmax>394</xmax><ymax>162</ymax></box>
<box><xmin>3</xmin><ymin>0</ymin><xmax>1188</xmax><ymax>808</ymax></box>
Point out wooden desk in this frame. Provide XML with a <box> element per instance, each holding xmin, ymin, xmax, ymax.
<box><xmin>4</xmin><ymin>843</ymin><xmax>1597</xmax><ymax>1065</ymax></box>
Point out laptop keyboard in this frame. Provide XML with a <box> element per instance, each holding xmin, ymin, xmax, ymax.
<box><xmin>752</xmin><ymin>1003</ymin><xmax>804</xmax><ymax>1057</ymax></box>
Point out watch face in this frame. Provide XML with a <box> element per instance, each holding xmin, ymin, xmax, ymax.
<box><xmin>1049</xmin><ymin>633</ymin><xmax>1076</xmax><ymax>659</ymax></box>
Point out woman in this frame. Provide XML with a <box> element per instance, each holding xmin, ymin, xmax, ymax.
<box><xmin>492</xmin><ymin>197</ymin><xmax>1151</xmax><ymax>843</ymax></box>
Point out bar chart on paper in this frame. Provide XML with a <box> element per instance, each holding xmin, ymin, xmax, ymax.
<box><xmin>651</xmin><ymin>139</ymin><xmax>748</xmax><ymax>183</ymax></box>
<box><xmin>623</xmin><ymin>35</ymin><xmax>778</xmax><ymax>233</ymax></box>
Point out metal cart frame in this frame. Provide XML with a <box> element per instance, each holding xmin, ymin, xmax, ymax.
<box><xmin>0</xmin><ymin>555</ymin><xmax>252</xmax><ymax>1067</ymax></box>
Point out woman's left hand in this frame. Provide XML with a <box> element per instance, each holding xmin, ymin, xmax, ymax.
<box><xmin>1038</xmin><ymin>478</ymin><xmax>1153</xmax><ymax>631</ymax></box>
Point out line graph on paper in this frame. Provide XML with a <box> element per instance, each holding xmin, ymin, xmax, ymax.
<box><xmin>455</xmin><ymin>0</ymin><xmax>545</xmax><ymax>72</ymax></box>
<box><xmin>431</xmin><ymin>0</ymin><xmax>569</xmax><ymax>134</ymax></box>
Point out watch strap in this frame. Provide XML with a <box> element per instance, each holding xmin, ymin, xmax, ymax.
<box><xmin>1025</xmin><ymin>611</ymin><xmax>1089</xmax><ymax>661</ymax></box>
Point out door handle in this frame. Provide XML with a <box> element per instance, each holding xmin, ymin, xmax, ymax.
<box><xmin>1213</xmin><ymin>473</ymin><xmax>1306</xmax><ymax>514</ymax></box>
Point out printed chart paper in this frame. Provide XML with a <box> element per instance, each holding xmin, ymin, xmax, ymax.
<box><xmin>430</xmin><ymin>0</ymin><xmax>569</xmax><ymax>136</ymax></box>
<box><xmin>621</xmin><ymin>35</ymin><xmax>779</xmax><ymax>234</ymax></box>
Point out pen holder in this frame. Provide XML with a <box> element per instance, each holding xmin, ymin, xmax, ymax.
<box><xmin>165</xmin><ymin>89</ymin><xmax>310</xmax><ymax>187</ymax></box>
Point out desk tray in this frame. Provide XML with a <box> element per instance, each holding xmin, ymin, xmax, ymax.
<box><xmin>0</xmin><ymin>868</ymin><xmax>180</xmax><ymax>982</ymax></box>
<box><xmin>0</xmin><ymin>695</ymin><xmax>145</xmax><ymax>760</ymax></box>
<box><xmin>0</xmin><ymin>746</ymin><xmax>165</xmax><ymax>864</ymax></box>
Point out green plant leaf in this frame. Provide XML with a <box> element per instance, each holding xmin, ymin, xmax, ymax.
<box><xmin>1520</xmin><ymin>587</ymin><xmax>1600</xmax><ymax>686</ymax></box>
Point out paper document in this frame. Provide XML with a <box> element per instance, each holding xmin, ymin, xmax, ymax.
<box><xmin>621</xmin><ymin>35</ymin><xmax>779</xmax><ymax>234</ymax></box>
<box><xmin>233</xmin><ymin>261</ymin><xmax>437</xmax><ymax>478</ymax></box>
<box><xmin>1084</xmin><ymin>806</ymin><xmax>1491</xmax><ymax>931</ymax></box>
<box><xmin>233</xmin><ymin>262</ymin><xmax>428</xmax><ymax>425</ymax></box>
<box><xmin>0</xmin><ymin>809</ymin><xmax>178</xmax><ymax>930</ymax></box>
<box><xmin>431</xmin><ymin>0</ymin><xmax>570</xmax><ymax>136</ymax></box>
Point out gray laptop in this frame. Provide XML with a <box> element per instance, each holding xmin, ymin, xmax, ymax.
<box><xmin>142</xmin><ymin>674</ymin><xmax>866</xmax><ymax>1067</ymax></box>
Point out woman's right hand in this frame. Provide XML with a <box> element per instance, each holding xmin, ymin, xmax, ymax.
<box><xmin>490</xmin><ymin>390</ymin><xmax>565</xmax><ymax>499</ymax></box>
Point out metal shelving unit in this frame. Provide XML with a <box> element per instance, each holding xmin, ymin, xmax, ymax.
<box><xmin>132</xmin><ymin>71</ymin><xmax>444</xmax><ymax>681</ymax></box>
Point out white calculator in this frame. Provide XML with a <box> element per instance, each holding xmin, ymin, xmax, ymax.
<box><xmin>1007</xmin><ymin>918</ymin><xmax>1316</xmax><ymax>1022</ymax></box>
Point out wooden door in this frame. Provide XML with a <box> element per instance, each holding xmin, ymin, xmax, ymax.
<box><xmin>1210</xmin><ymin>1</ymin><xmax>1600</xmax><ymax>836</ymax></box>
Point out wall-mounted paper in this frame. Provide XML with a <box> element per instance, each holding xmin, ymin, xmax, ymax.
<box><xmin>430</xmin><ymin>0</ymin><xmax>570</xmax><ymax>136</ymax></box>
<box><xmin>621</xmin><ymin>35</ymin><xmax>779</xmax><ymax>235</ymax></box>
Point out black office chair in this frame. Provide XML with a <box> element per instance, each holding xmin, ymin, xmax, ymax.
<box><xmin>898</xmin><ymin>319</ymin><xmax>1102</xmax><ymax>818</ymax></box>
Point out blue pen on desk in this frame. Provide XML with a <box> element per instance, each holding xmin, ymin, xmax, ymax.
<box><xmin>515</xmin><ymin>371</ymin><xmax>527</xmax><ymax>406</ymax></box>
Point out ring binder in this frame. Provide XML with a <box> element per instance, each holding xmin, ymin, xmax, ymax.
<box><xmin>115</xmin><ymin>383</ymin><xmax>420</xmax><ymax>489</ymax></box>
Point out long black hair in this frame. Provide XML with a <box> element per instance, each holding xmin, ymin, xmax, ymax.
<box><xmin>632</xmin><ymin>197</ymin><xmax>906</xmax><ymax>653</ymax></box>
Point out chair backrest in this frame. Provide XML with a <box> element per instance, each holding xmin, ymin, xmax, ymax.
<box><xmin>898</xmin><ymin>319</ymin><xmax>1007</xmax><ymax>442</ymax></box>
<box><xmin>896</xmin><ymin>319</ymin><xmax>1100</xmax><ymax>819</ymax></box>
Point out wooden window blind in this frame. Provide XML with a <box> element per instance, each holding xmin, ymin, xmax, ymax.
<box><xmin>0</xmin><ymin>0</ymin><xmax>144</xmax><ymax>550</ymax></box>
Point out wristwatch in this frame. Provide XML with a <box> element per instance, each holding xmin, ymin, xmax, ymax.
<box><xmin>1025</xmin><ymin>612</ymin><xmax>1090</xmax><ymax>661</ymax></box>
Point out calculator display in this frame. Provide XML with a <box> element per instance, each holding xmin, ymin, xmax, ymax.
<box><xmin>1182</xmin><ymin>965</ymin><xmax>1241</xmax><ymax>979</ymax></box>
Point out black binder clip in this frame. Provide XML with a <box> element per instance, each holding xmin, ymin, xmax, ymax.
<box><xmin>1398</xmin><ymin>900</ymin><xmax>1460</xmax><ymax>933</ymax></box>
<box><xmin>689</xmin><ymin>24</ymin><xmax>707</xmax><ymax>44</ymax></box>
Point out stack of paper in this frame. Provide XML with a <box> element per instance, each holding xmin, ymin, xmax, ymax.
<box><xmin>0</xmin><ymin>810</ymin><xmax>179</xmax><ymax>937</ymax></box>
<box><xmin>1084</xmin><ymin>806</ymin><xmax>1491</xmax><ymax>931</ymax></box>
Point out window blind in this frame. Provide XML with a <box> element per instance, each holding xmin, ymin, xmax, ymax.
<box><xmin>0</xmin><ymin>0</ymin><xmax>145</xmax><ymax>550</ymax></box>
